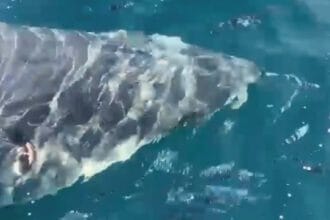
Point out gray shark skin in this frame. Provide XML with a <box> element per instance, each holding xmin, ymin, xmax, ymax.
<box><xmin>0</xmin><ymin>22</ymin><xmax>260</xmax><ymax>207</ymax></box>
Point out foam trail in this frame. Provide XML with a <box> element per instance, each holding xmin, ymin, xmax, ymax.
<box><xmin>265</xmin><ymin>72</ymin><xmax>320</xmax><ymax>89</ymax></box>
<box><xmin>280</xmin><ymin>89</ymin><xmax>299</xmax><ymax>114</ymax></box>
<box><xmin>265</xmin><ymin>72</ymin><xmax>320</xmax><ymax>122</ymax></box>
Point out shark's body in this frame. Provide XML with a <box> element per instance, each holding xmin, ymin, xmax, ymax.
<box><xmin>0</xmin><ymin>22</ymin><xmax>260</xmax><ymax>206</ymax></box>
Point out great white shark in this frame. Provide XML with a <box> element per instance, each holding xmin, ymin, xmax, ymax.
<box><xmin>0</xmin><ymin>22</ymin><xmax>261</xmax><ymax>207</ymax></box>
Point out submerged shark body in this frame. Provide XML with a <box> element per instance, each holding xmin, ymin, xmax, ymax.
<box><xmin>0</xmin><ymin>22</ymin><xmax>260</xmax><ymax>206</ymax></box>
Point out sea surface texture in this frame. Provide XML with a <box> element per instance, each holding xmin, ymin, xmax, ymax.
<box><xmin>0</xmin><ymin>0</ymin><xmax>329</xmax><ymax>220</ymax></box>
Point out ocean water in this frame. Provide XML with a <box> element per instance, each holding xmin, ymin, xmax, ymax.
<box><xmin>0</xmin><ymin>0</ymin><xmax>329</xmax><ymax>220</ymax></box>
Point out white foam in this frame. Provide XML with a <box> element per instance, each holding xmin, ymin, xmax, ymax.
<box><xmin>146</xmin><ymin>150</ymin><xmax>178</xmax><ymax>174</ymax></box>
<box><xmin>71</xmin><ymin>39</ymin><xmax>103</xmax><ymax>83</ymax></box>
<box><xmin>238</xmin><ymin>169</ymin><xmax>254</xmax><ymax>182</ymax></box>
<box><xmin>0</xmin><ymin>26</ymin><xmax>17</xmax><ymax>88</ymax></box>
<box><xmin>223</xmin><ymin>119</ymin><xmax>235</xmax><ymax>133</ymax></box>
<box><xmin>12</xmin><ymin>160</ymin><xmax>22</xmax><ymax>176</ymax></box>
<box><xmin>230</xmin><ymin>87</ymin><xmax>248</xmax><ymax>109</ymax></box>
<box><xmin>60</xmin><ymin>210</ymin><xmax>91</xmax><ymax>220</ymax></box>
<box><xmin>266</xmin><ymin>72</ymin><xmax>320</xmax><ymax>122</ymax></box>
<box><xmin>204</xmin><ymin>185</ymin><xmax>255</xmax><ymax>205</ymax></box>
<box><xmin>285</xmin><ymin>124</ymin><xmax>309</xmax><ymax>144</ymax></box>
<box><xmin>167</xmin><ymin>187</ymin><xmax>195</xmax><ymax>204</ymax></box>
<box><xmin>266</xmin><ymin>72</ymin><xmax>320</xmax><ymax>89</ymax></box>
<box><xmin>149</xmin><ymin>34</ymin><xmax>189</xmax><ymax>64</ymax></box>
<box><xmin>150</xmin><ymin>34</ymin><xmax>188</xmax><ymax>53</ymax></box>
<box><xmin>265</xmin><ymin>71</ymin><xmax>278</xmax><ymax>77</ymax></box>
<box><xmin>139</xmin><ymin>81</ymin><xmax>155</xmax><ymax>101</ymax></box>
<box><xmin>181</xmin><ymin>65</ymin><xmax>196</xmax><ymax>98</ymax></box>
<box><xmin>81</xmin><ymin>135</ymin><xmax>140</xmax><ymax>179</ymax></box>
<box><xmin>200</xmin><ymin>162</ymin><xmax>235</xmax><ymax>178</ymax></box>
<box><xmin>48</xmin><ymin>33</ymin><xmax>103</xmax><ymax>121</ymax></box>
<box><xmin>52</xmin><ymin>29</ymin><xmax>66</xmax><ymax>43</ymax></box>
<box><xmin>280</xmin><ymin>88</ymin><xmax>299</xmax><ymax>114</ymax></box>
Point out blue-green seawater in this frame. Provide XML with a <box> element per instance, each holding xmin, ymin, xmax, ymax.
<box><xmin>0</xmin><ymin>0</ymin><xmax>330</xmax><ymax>219</ymax></box>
